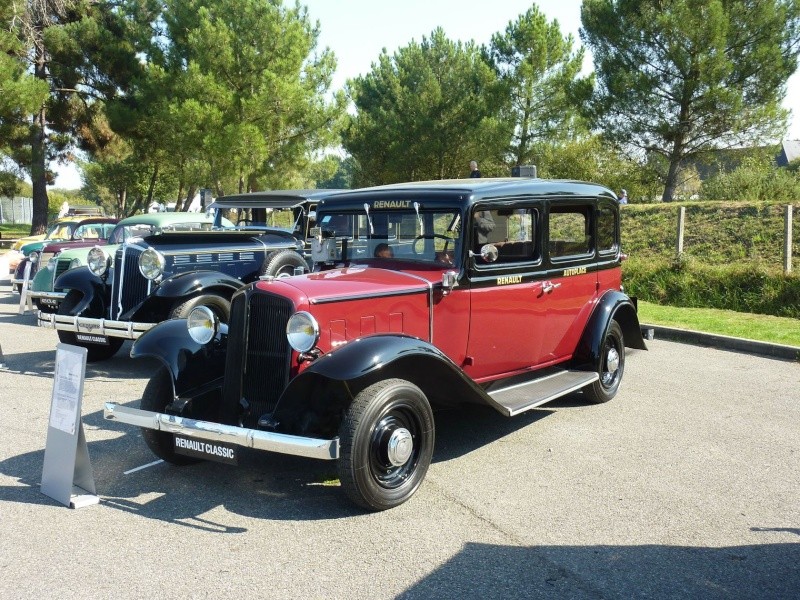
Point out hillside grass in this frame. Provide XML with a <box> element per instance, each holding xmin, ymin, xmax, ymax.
<box><xmin>621</xmin><ymin>201</ymin><xmax>800</xmax><ymax>318</ymax></box>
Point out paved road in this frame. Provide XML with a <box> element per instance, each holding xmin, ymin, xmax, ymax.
<box><xmin>0</xmin><ymin>271</ymin><xmax>798</xmax><ymax>599</ymax></box>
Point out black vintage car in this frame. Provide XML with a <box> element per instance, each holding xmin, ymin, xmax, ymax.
<box><xmin>103</xmin><ymin>177</ymin><xmax>648</xmax><ymax>511</ymax></box>
<box><xmin>39</xmin><ymin>189</ymin><xmax>342</xmax><ymax>361</ymax></box>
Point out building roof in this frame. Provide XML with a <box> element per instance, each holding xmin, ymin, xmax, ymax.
<box><xmin>778</xmin><ymin>140</ymin><xmax>800</xmax><ymax>166</ymax></box>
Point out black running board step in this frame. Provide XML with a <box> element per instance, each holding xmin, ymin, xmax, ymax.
<box><xmin>488</xmin><ymin>370</ymin><xmax>599</xmax><ymax>417</ymax></box>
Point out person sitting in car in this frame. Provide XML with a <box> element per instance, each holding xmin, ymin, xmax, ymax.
<box><xmin>374</xmin><ymin>243</ymin><xmax>394</xmax><ymax>258</ymax></box>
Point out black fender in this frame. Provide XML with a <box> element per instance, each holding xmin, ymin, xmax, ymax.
<box><xmin>572</xmin><ymin>291</ymin><xmax>648</xmax><ymax>370</ymax></box>
<box><xmin>54</xmin><ymin>266</ymin><xmax>109</xmax><ymax>316</ymax></box>
<box><xmin>123</xmin><ymin>271</ymin><xmax>244</xmax><ymax>321</ymax></box>
<box><xmin>272</xmin><ymin>334</ymin><xmax>494</xmax><ymax>435</ymax></box>
<box><xmin>131</xmin><ymin>319</ymin><xmax>227</xmax><ymax>399</ymax></box>
<box><xmin>151</xmin><ymin>270</ymin><xmax>244</xmax><ymax>301</ymax></box>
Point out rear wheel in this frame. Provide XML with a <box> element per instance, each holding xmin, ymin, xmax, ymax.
<box><xmin>338</xmin><ymin>378</ymin><xmax>435</xmax><ymax>511</ymax></box>
<box><xmin>56</xmin><ymin>290</ymin><xmax>124</xmax><ymax>362</ymax></box>
<box><xmin>140</xmin><ymin>366</ymin><xmax>199</xmax><ymax>465</ymax></box>
<box><xmin>583</xmin><ymin>320</ymin><xmax>625</xmax><ymax>404</ymax></box>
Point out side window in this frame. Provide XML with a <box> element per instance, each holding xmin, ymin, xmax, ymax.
<box><xmin>597</xmin><ymin>204</ymin><xmax>617</xmax><ymax>254</ymax></box>
<box><xmin>549</xmin><ymin>206</ymin><xmax>592</xmax><ymax>259</ymax></box>
<box><xmin>486</xmin><ymin>208</ymin><xmax>539</xmax><ymax>263</ymax></box>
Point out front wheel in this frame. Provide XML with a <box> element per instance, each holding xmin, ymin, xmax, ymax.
<box><xmin>583</xmin><ymin>320</ymin><xmax>625</xmax><ymax>404</ymax></box>
<box><xmin>338</xmin><ymin>378</ymin><xmax>435</xmax><ymax>511</ymax></box>
<box><xmin>140</xmin><ymin>366</ymin><xmax>198</xmax><ymax>465</ymax></box>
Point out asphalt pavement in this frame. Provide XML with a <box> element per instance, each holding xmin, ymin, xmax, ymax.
<box><xmin>0</xmin><ymin>256</ymin><xmax>799</xmax><ymax>599</ymax></box>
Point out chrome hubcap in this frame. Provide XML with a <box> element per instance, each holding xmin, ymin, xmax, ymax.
<box><xmin>606</xmin><ymin>347</ymin><xmax>620</xmax><ymax>374</ymax></box>
<box><xmin>386</xmin><ymin>427</ymin><xmax>413</xmax><ymax>466</ymax></box>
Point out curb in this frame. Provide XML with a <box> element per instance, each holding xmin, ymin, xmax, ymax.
<box><xmin>644</xmin><ymin>324</ymin><xmax>800</xmax><ymax>362</ymax></box>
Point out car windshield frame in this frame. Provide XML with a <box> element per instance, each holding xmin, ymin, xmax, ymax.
<box><xmin>317</xmin><ymin>205</ymin><xmax>463</xmax><ymax>267</ymax></box>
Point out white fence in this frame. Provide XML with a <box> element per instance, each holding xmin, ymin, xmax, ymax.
<box><xmin>0</xmin><ymin>197</ymin><xmax>33</xmax><ymax>224</ymax></box>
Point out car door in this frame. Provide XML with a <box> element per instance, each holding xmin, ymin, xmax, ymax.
<box><xmin>536</xmin><ymin>200</ymin><xmax>599</xmax><ymax>362</ymax></box>
<box><xmin>463</xmin><ymin>204</ymin><xmax>546</xmax><ymax>381</ymax></box>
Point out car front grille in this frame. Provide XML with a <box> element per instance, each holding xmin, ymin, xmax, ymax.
<box><xmin>111</xmin><ymin>246</ymin><xmax>150</xmax><ymax>319</ymax></box>
<box><xmin>222</xmin><ymin>290</ymin><xmax>294</xmax><ymax>428</ymax></box>
<box><xmin>53</xmin><ymin>259</ymin><xmax>73</xmax><ymax>291</ymax></box>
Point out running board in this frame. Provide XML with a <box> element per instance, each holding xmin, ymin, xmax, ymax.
<box><xmin>488</xmin><ymin>370</ymin><xmax>599</xmax><ymax>417</ymax></box>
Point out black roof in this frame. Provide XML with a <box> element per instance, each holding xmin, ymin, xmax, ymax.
<box><xmin>317</xmin><ymin>178</ymin><xmax>616</xmax><ymax>211</ymax></box>
<box><xmin>210</xmin><ymin>189</ymin><xmax>347</xmax><ymax>210</ymax></box>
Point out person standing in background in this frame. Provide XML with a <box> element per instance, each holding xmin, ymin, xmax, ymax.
<box><xmin>618</xmin><ymin>189</ymin><xmax>629</xmax><ymax>204</ymax></box>
<box><xmin>469</xmin><ymin>161</ymin><xmax>481</xmax><ymax>178</ymax></box>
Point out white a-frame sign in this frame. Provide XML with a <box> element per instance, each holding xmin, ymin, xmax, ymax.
<box><xmin>41</xmin><ymin>343</ymin><xmax>99</xmax><ymax>508</ymax></box>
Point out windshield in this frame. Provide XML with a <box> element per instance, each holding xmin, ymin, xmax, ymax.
<box><xmin>317</xmin><ymin>207</ymin><xmax>461</xmax><ymax>266</ymax></box>
<box><xmin>108</xmin><ymin>223</ymin><xmax>157</xmax><ymax>245</ymax></box>
<box><xmin>215</xmin><ymin>206</ymin><xmax>304</xmax><ymax>232</ymax></box>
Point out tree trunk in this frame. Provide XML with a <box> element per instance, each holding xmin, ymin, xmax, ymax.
<box><xmin>30</xmin><ymin>35</ymin><xmax>49</xmax><ymax>235</ymax></box>
<box><xmin>662</xmin><ymin>155</ymin><xmax>681</xmax><ymax>202</ymax></box>
<box><xmin>145</xmin><ymin>164</ymin><xmax>159</xmax><ymax>206</ymax></box>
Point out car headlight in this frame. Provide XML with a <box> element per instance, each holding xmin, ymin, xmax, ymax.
<box><xmin>187</xmin><ymin>306</ymin><xmax>218</xmax><ymax>345</ymax></box>
<box><xmin>87</xmin><ymin>247</ymin><xmax>109</xmax><ymax>276</ymax></box>
<box><xmin>138</xmin><ymin>248</ymin><xmax>165</xmax><ymax>280</ymax></box>
<box><xmin>286</xmin><ymin>311</ymin><xmax>319</xmax><ymax>353</ymax></box>
<box><xmin>46</xmin><ymin>257</ymin><xmax>57</xmax><ymax>270</ymax></box>
<box><xmin>70</xmin><ymin>258</ymin><xmax>82</xmax><ymax>269</ymax></box>
<box><xmin>29</xmin><ymin>251</ymin><xmax>40</xmax><ymax>264</ymax></box>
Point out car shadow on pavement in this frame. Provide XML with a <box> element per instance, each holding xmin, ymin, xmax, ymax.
<box><xmin>0</xmin><ymin>398</ymin><xmax>577</xmax><ymax>526</ymax></box>
<box><xmin>397</xmin><ymin>540</ymin><xmax>800</xmax><ymax>599</ymax></box>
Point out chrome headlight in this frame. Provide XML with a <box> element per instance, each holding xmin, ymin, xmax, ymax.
<box><xmin>87</xmin><ymin>247</ymin><xmax>109</xmax><ymax>276</ymax></box>
<box><xmin>70</xmin><ymin>258</ymin><xmax>82</xmax><ymax>269</ymax></box>
<box><xmin>187</xmin><ymin>306</ymin><xmax>217</xmax><ymax>345</ymax></box>
<box><xmin>46</xmin><ymin>257</ymin><xmax>57</xmax><ymax>270</ymax></box>
<box><xmin>139</xmin><ymin>248</ymin><xmax>166</xmax><ymax>281</ymax></box>
<box><xmin>286</xmin><ymin>311</ymin><xmax>319</xmax><ymax>353</ymax></box>
<box><xmin>29</xmin><ymin>251</ymin><xmax>40</xmax><ymax>264</ymax></box>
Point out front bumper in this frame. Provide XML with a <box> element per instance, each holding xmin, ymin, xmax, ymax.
<box><xmin>26</xmin><ymin>289</ymin><xmax>66</xmax><ymax>306</ymax></box>
<box><xmin>104</xmin><ymin>403</ymin><xmax>340</xmax><ymax>460</ymax></box>
<box><xmin>38</xmin><ymin>311</ymin><xmax>156</xmax><ymax>339</ymax></box>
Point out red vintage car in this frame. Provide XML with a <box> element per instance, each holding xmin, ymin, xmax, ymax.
<box><xmin>104</xmin><ymin>178</ymin><xmax>648</xmax><ymax>511</ymax></box>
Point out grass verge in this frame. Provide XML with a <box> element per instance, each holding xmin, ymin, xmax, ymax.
<box><xmin>638</xmin><ymin>301</ymin><xmax>800</xmax><ymax>347</ymax></box>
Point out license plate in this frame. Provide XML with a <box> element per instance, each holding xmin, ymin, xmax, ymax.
<box><xmin>40</xmin><ymin>298</ymin><xmax>59</xmax><ymax>307</ymax></box>
<box><xmin>76</xmin><ymin>333</ymin><xmax>109</xmax><ymax>345</ymax></box>
<box><xmin>174</xmin><ymin>436</ymin><xmax>238</xmax><ymax>465</ymax></box>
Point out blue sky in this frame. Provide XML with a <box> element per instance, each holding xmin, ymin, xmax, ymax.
<box><xmin>54</xmin><ymin>0</ymin><xmax>798</xmax><ymax>188</ymax></box>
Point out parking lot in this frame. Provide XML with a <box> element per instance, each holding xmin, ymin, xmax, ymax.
<box><xmin>0</xmin><ymin>266</ymin><xmax>798</xmax><ymax>599</ymax></box>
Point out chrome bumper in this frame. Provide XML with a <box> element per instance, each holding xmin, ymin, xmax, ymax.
<box><xmin>38</xmin><ymin>312</ymin><xmax>156</xmax><ymax>339</ymax></box>
<box><xmin>27</xmin><ymin>289</ymin><xmax>66</xmax><ymax>302</ymax></box>
<box><xmin>104</xmin><ymin>403</ymin><xmax>340</xmax><ymax>460</ymax></box>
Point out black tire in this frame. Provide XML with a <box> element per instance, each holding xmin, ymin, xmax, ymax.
<box><xmin>56</xmin><ymin>290</ymin><xmax>124</xmax><ymax>362</ymax></box>
<box><xmin>140</xmin><ymin>366</ymin><xmax>199</xmax><ymax>465</ymax></box>
<box><xmin>259</xmin><ymin>249</ymin><xmax>307</xmax><ymax>278</ymax></box>
<box><xmin>170</xmin><ymin>292</ymin><xmax>231</xmax><ymax>322</ymax></box>
<box><xmin>338</xmin><ymin>378</ymin><xmax>435</xmax><ymax>511</ymax></box>
<box><xmin>583</xmin><ymin>320</ymin><xmax>625</xmax><ymax>404</ymax></box>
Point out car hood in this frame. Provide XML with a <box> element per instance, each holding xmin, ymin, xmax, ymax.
<box><xmin>270</xmin><ymin>266</ymin><xmax>436</xmax><ymax>303</ymax></box>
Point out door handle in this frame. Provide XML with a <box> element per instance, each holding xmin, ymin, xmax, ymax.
<box><xmin>542</xmin><ymin>281</ymin><xmax>561</xmax><ymax>294</ymax></box>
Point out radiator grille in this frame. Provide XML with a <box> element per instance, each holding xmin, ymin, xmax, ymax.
<box><xmin>222</xmin><ymin>291</ymin><xmax>293</xmax><ymax>428</ymax></box>
<box><xmin>53</xmin><ymin>259</ymin><xmax>73</xmax><ymax>292</ymax></box>
<box><xmin>111</xmin><ymin>246</ymin><xmax>150</xmax><ymax>319</ymax></box>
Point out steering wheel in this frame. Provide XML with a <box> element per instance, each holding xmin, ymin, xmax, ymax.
<box><xmin>412</xmin><ymin>234</ymin><xmax>452</xmax><ymax>256</ymax></box>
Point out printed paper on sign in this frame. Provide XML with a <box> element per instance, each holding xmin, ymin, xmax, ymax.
<box><xmin>49</xmin><ymin>351</ymin><xmax>82</xmax><ymax>434</ymax></box>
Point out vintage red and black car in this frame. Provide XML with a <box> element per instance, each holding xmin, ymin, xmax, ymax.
<box><xmin>104</xmin><ymin>178</ymin><xmax>647</xmax><ymax>511</ymax></box>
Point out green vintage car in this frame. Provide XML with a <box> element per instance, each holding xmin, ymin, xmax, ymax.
<box><xmin>27</xmin><ymin>212</ymin><xmax>228</xmax><ymax>312</ymax></box>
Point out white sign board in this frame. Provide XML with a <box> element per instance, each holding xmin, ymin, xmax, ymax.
<box><xmin>41</xmin><ymin>344</ymin><xmax>98</xmax><ymax>509</ymax></box>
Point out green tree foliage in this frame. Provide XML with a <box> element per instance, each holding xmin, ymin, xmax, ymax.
<box><xmin>3</xmin><ymin>0</ymin><xmax>155</xmax><ymax>232</ymax></box>
<box><xmin>581</xmin><ymin>0</ymin><xmax>800</xmax><ymax>202</ymax></box>
<box><xmin>344</xmin><ymin>28</ymin><xmax>506</xmax><ymax>185</ymax></box>
<box><xmin>149</xmin><ymin>0</ymin><xmax>345</xmax><ymax>195</ymax></box>
<box><xmin>701</xmin><ymin>154</ymin><xmax>800</xmax><ymax>201</ymax></box>
<box><xmin>487</xmin><ymin>6</ymin><xmax>592</xmax><ymax>166</ymax></box>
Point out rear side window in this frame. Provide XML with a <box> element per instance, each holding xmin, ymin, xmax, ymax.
<box><xmin>597</xmin><ymin>204</ymin><xmax>617</xmax><ymax>253</ymax></box>
<box><xmin>480</xmin><ymin>208</ymin><xmax>539</xmax><ymax>263</ymax></box>
<box><xmin>549</xmin><ymin>206</ymin><xmax>591</xmax><ymax>259</ymax></box>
